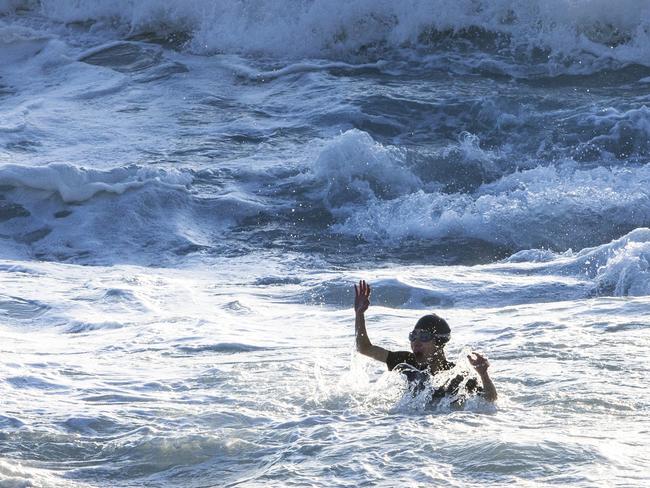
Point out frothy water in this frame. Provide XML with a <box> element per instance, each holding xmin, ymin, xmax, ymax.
<box><xmin>1</xmin><ymin>2</ymin><xmax>649</xmax><ymax>487</ymax></box>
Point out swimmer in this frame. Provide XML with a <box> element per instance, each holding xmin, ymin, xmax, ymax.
<box><xmin>354</xmin><ymin>280</ymin><xmax>497</xmax><ymax>402</ymax></box>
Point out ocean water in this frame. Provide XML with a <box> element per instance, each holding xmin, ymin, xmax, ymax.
<box><xmin>1</xmin><ymin>1</ymin><xmax>649</xmax><ymax>486</ymax></box>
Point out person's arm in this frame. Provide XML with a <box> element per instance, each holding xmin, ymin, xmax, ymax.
<box><xmin>468</xmin><ymin>352</ymin><xmax>497</xmax><ymax>402</ymax></box>
<box><xmin>354</xmin><ymin>280</ymin><xmax>389</xmax><ymax>362</ymax></box>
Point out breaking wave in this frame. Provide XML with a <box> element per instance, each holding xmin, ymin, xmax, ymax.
<box><xmin>2</xmin><ymin>0</ymin><xmax>650</xmax><ymax>71</ymax></box>
<box><xmin>308</xmin><ymin>130</ymin><xmax>650</xmax><ymax>254</ymax></box>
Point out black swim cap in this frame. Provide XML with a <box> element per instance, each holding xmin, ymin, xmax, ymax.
<box><xmin>414</xmin><ymin>314</ymin><xmax>451</xmax><ymax>343</ymax></box>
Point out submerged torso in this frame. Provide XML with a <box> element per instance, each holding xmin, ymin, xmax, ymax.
<box><xmin>386</xmin><ymin>351</ymin><xmax>482</xmax><ymax>404</ymax></box>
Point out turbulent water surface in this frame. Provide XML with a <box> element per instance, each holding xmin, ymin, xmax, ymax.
<box><xmin>1</xmin><ymin>1</ymin><xmax>649</xmax><ymax>486</ymax></box>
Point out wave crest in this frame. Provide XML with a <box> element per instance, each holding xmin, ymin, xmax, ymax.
<box><xmin>0</xmin><ymin>163</ymin><xmax>264</xmax><ymax>264</ymax></box>
<box><xmin>4</xmin><ymin>0</ymin><xmax>650</xmax><ymax>68</ymax></box>
<box><xmin>0</xmin><ymin>163</ymin><xmax>191</xmax><ymax>202</ymax></box>
<box><xmin>309</xmin><ymin>132</ymin><xmax>650</xmax><ymax>253</ymax></box>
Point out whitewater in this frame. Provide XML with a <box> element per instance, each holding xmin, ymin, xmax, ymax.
<box><xmin>1</xmin><ymin>1</ymin><xmax>649</xmax><ymax>486</ymax></box>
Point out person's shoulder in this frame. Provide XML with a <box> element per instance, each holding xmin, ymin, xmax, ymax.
<box><xmin>386</xmin><ymin>350</ymin><xmax>416</xmax><ymax>371</ymax></box>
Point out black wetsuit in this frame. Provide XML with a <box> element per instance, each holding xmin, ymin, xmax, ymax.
<box><xmin>386</xmin><ymin>351</ymin><xmax>482</xmax><ymax>404</ymax></box>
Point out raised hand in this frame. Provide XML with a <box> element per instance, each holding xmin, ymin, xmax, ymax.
<box><xmin>467</xmin><ymin>352</ymin><xmax>490</xmax><ymax>375</ymax></box>
<box><xmin>354</xmin><ymin>280</ymin><xmax>371</xmax><ymax>315</ymax></box>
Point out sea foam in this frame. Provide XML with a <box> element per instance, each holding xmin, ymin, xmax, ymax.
<box><xmin>0</xmin><ymin>164</ymin><xmax>264</xmax><ymax>264</ymax></box>
<box><xmin>0</xmin><ymin>163</ymin><xmax>191</xmax><ymax>202</ymax></box>
<box><xmin>308</xmin><ymin>130</ymin><xmax>650</xmax><ymax>254</ymax></box>
<box><xmin>2</xmin><ymin>0</ymin><xmax>649</xmax><ymax>70</ymax></box>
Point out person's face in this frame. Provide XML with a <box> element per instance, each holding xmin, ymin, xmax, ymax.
<box><xmin>409</xmin><ymin>327</ymin><xmax>442</xmax><ymax>362</ymax></box>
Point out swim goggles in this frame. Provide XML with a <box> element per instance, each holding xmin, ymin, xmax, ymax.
<box><xmin>408</xmin><ymin>330</ymin><xmax>450</xmax><ymax>342</ymax></box>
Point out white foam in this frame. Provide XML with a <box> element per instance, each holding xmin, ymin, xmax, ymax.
<box><xmin>310</xmin><ymin>129</ymin><xmax>421</xmax><ymax>207</ymax></box>
<box><xmin>0</xmin><ymin>22</ymin><xmax>52</xmax><ymax>64</ymax></box>
<box><xmin>0</xmin><ymin>163</ymin><xmax>191</xmax><ymax>203</ymax></box>
<box><xmin>495</xmin><ymin>228</ymin><xmax>650</xmax><ymax>297</ymax></box>
<box><xmin>2</xmin><ymin>0</ymin><xmax>649</xmax><ymax>68</ymax></box>
<box><xmin>224</xmin><ymin>59</ymin><xmax>388</xmax><ymax>82</ymax></box>
<box><xmin>504</xmin><ymin>249</ymin><xmax>558</xmax><ymax>263</ymax></box>
<box><xmin>320</xmin><ymin>135</ymin><xmax>650</xmax><ymax>252</ymax></box>
<box><xmin>592</xmin><ymin>237</ymin><xmax>650</xmax><ymax>296</ymax></box>
<box><xmin>0</xmin><ymin>164</ymin><xmax>268</xmax><ymax>264</ymax></box>
<box><xmin>578</xmin><ymin>105</ymin><xmax>650</xmax><ymax>159</ymax></box>
<box><xmin>0</xmin><ymin>458</ymin><xmax>82</xmax><ymax>487</ymax></box>
<box><xmin>529</xmin><ymin>228</ymin><xmax>650</xmax><ymax>296</ymax></box>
